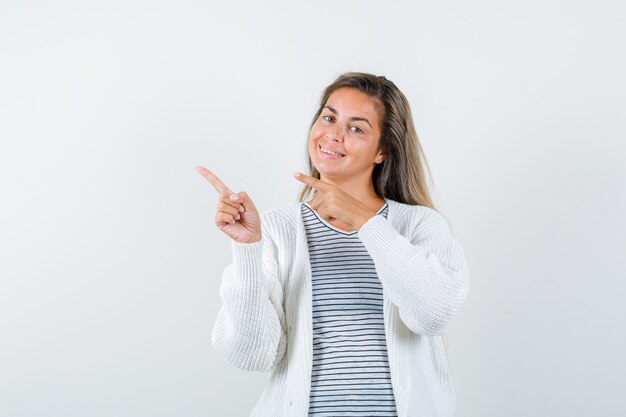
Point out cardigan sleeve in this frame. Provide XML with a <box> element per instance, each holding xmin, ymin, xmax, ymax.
<box><xmin>357</xmin><ymin>208</ymin><xmax>470</xmax><ymax>336</ymax></box>
<box><xmin>210</xmin><ymin>221</ymin><xmax>287</xmax><ymax>372</ymax></box>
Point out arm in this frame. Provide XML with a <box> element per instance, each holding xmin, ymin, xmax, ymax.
<box><xmin>210</xmin><ymin>222</ymin><xmax>287</xmax><ymax>372</ymax></box>
<box><xmin>357</xmin><ymin>209</ymin><xmax>470</xmax><ymax>336</ymax></box>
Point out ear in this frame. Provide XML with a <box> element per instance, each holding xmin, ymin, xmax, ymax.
<box><xmin>374</xmin><ymin>150</ymin><xmax>386</xmax><ymax>164</ymax></box>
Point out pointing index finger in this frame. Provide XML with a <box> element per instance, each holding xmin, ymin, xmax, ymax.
<box><xmin>196</xmin><ymin>166</ymin><xmax>233</xmax><ymax>194</ymax></box>
<box><xmin>293</xmin><ymin>171</ymin><xmax>327</xmax><ymax>190</ymax></box>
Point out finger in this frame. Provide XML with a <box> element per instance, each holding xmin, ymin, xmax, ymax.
<box><xmin>293</xmin><ymin>171</ymin><xmax>328</xmax><ymax>190</ymax></box>
<box><xmin>217</xmin><ymin>201</ymin><xmax>241</xmax><ymax>220</ymax></box>
<box><xmin>196</xmin><ymin>166</ymin><xmax>234</xmax><ymax>194</ymax></box>
<box><xmin>307</xmin><ymin>191</ymin><xmax>323</xmax><ymax>211</ymax></box>
<box><xmin>219</xmin><ymin>191</ymin><xmax>246</xmax><ymax>213</ymax></box>
<box><xmin>216</xmin><ymin>211</ymin><xmax>237</xmax><ymax>227</ymax></box>
<box><xmin>228</xmin><ymin>191</ymin><xmax>257</xmax><ymax>214</ymax></box>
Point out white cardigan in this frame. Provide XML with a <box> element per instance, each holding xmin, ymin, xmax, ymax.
<box><xmin>211</xmin><ymin>198</ymin><xmax>470</xmax><ymax>417</ymax></box>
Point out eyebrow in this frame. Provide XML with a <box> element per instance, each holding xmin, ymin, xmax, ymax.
<box><xmin>323</xmin><ymin>106</ymin><xmax>373</xmax><ymax>129</ymax></box>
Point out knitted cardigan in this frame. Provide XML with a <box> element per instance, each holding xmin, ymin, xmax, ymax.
<box><xmin>211</xmin><ymin>198</ymin><xmax>470</xmax><ymax>417</ymax></box>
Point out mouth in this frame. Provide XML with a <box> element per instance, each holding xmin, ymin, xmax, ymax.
<box><xmin>318</xmin><ymin>144</ymin><xmax>345</xmax><ymax>158</ymax></box>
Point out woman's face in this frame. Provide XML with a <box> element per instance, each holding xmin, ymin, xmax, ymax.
<box><xmin>308</xmin><ymin>87</ymin><xmax>385</xmax><ymax>185</ymax></box>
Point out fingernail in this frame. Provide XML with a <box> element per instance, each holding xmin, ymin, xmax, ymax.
<box><xmin>236</xmin><ymin>214</ymin><xmax>240</xmax><ymax>220</ymax></box>
<box><xmin>293</xmin><ymin>171</ymin><xmax>301</xmax><ymax>177</ymax></box>
<box><xmin>229</xmin><ymin>193</ymin><xmax>239</xmax><ymax>201</ymax></box>
<box><xmin>239</xmin><ymin>206</ymin><xmax>245</xmax><ymax>213</ymax></box>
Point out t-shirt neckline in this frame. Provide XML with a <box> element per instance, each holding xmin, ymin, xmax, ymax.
<box><xmin>302</xmin><ymin>200</ymin><xmax>388</xmax><ymax>235</ymax></box>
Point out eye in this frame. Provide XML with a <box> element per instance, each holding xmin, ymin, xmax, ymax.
<box><xmin>322</xmin><ymin>115</ymin><xmax>333</xmax><ymax>122</ymax></box>
<box><xmin>351</xmin><ymin>126</ymin><xmax>363</xmax><ymax>134</ymax></box>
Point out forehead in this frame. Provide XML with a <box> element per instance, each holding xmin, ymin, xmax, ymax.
<box><xmin>325</xmin><ymin>87</ymin><xmax>381</xmax><ymax>122</ymax></box>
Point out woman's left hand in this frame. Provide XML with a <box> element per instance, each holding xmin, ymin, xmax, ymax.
<box><xmin>293</xmin><ymin>172</ymin><xmax>377</xmax><ymax>231</ymax></box>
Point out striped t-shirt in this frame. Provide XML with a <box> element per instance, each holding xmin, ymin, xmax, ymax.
<box><xmin>301</xmin><ymin>201</ymin><xmax>398</xmax><ymax>417</ymax></box>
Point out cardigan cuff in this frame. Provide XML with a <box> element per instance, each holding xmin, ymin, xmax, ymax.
<box><xmin>231</xmin><ymin>238</ymin><xmax>264</xmax><ymax>277</ymax></box>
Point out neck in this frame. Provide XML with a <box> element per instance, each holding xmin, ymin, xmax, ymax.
<box><xmin>319</xmin><ymin>174</ymin><xmax>384</xmax><ymax>210</ymax></box>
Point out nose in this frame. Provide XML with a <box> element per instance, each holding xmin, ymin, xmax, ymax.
<box><xmin>326</xmin><ymin>123</ymin><xmax>345</xmax><ymax>142</ymax></box>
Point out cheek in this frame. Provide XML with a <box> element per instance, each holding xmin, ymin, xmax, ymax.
<box><xmin>308</xmin><ymin>128</ymin><xmax>324</xmax><ymax>150</ymax></box>
<box><xmin>308</xmin><ymin>136</ymin><xmax>318</xmax><ymax>158</ymax></box>
<box><xmin>310</xmin><ymin>125</ymin><xmax>325</xmax><ymax>139</ymax></box>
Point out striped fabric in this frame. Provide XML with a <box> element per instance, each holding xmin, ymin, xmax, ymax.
<box><xmin>301</xmin><ymin>202</ymin><xmax>398</xmax><ymax>417</ymax></box>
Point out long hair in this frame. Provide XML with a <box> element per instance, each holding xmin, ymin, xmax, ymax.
<box><xmin>298</xmin><ymin>72</ymin><xmax>439</xmax><ymax>212</ymax></box>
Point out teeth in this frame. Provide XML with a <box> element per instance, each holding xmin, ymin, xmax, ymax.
<box><xmin>321</xmin><ymin>146</ymin><xmax>343</xmax><ymax>157</ymax></box>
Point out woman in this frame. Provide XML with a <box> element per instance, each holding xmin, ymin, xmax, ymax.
<box><xmin>196</xmin><ymin>72</ymin><xmax>470</xmax><ymax>417</ymax></box>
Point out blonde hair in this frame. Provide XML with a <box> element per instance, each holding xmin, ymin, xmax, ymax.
<box><xmin>299</xmin><ymin>72</ymin><xmax>439</xmax><ymax>212</ymax></box>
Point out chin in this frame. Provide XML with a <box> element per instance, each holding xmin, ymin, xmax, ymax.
<box><xmin>316</xmin><ymin>168</ymin><xmax>344</xmax><ymax>180</ymax></box>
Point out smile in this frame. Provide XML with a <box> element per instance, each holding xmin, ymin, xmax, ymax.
<box><xmin>319</xmin><ymin>145</ymin><xmax>345</xmax><ymax>158</ymax></box>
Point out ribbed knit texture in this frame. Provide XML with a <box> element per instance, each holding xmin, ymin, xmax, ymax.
<box><xmin>210</xmin><ymin>199</ymin><xmax>470</xmax><ymax>417</ymax></box>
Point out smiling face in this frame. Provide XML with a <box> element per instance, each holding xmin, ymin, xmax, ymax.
<box><xmin>308</xmin><ymin>87</ymin><xmax>385</xmax><ymax>187</ymax></box>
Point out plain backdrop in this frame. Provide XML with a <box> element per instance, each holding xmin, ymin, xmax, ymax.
<box><xmin>1</xmin><ymin>0</ymin><xmax>625</xmax><ymax>416</ymax></box>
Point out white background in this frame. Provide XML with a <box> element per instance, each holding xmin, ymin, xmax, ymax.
<box><xmin>1</xmin><ymin>0</ymin><xmax>625</xmax><ymax>416</ymax></box>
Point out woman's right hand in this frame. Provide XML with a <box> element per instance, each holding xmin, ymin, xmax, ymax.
<box><xmin>196</xmin><ymin>165</ymin><xmax>262</xmax><ymax>244</ymax></box>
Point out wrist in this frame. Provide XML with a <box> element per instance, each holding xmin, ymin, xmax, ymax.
<box><xmin>354</xmin><ymin>209</ymin><xmax>377</xmax><ymax>231</ymax></box>
<box><xmin>234</xmin><ymin>234</ymin><xmax>262</xmax><ymax>244</ymax></box>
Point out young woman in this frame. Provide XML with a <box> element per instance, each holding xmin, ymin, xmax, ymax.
<box><xmin>196</xmin><ymin>72</ymin><xmax>470</xmax><ymax>417</ymax></box>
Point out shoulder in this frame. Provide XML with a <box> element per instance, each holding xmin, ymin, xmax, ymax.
<box><xmin>259</xmin><ymin>201</ymin><xmax>301</xmax><ymax>235</ymax></box>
